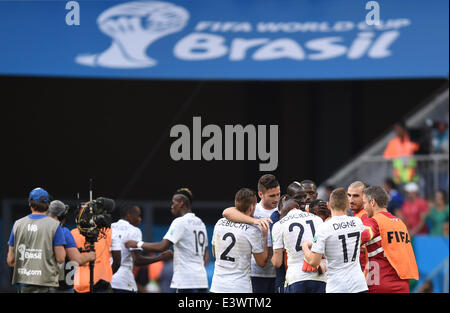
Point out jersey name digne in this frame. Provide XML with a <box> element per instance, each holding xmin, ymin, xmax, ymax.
<box><xmin>332</xmin><ymin>220</ymin><xmax>357</xmax><ymax>230</ymax></box>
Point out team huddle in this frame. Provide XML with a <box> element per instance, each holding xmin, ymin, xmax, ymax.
<box><xmin>210</xmin><ymin>175</ymin><xmax>370</xmax><ymax>293</ymax></box>
<box><xmin>131</xmin><ymin>174</ymin><xmax>419</xmax><ymax>293</ymax></box>
<box><xmin>7</xmin><ymin>175</ymin><xmax>419</xmax><ymax>293</ymax></box>
<box><xmin>209</xmin><ymin>175</ymin><xmax>419</xmax><ymax>293</ymax></box>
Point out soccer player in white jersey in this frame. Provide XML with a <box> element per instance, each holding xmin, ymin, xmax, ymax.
<box><xmin>111</xmin><ymin>205</ymin><xmax>173</xmax><ymax>293</ymax></box>
<box><xmin>271</xmin><ymin>199</ymin><xmax>327</xmax><ymax>293</ymax></box>
<box><xmin>222</xmin><ymin>174</ymin><xmax>280</xmax><ymax>293</ymax></box>
<box><xmin>126</xmin><ymin>188</ymin><xmax>209</xmax><ymax>293</ymax></box>
<box><xmin>211</xmin><ymin>188</ymin><xmax>269</xmax><ymax>293</ymax></box>
<box><xmin>302</xmin><ymin>188</ymin><xmax>368</xmax><ymax>293</ymax></box>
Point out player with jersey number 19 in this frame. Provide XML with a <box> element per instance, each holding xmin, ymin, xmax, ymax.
<box><xmin>211</xmin><ymin>188</ymin><xmax>269</xmax><ymax>293</ymax></box>
<box><xmin>125</xmin><ymin>188</ymin><xmax>209</xmax><ymax>293</ymax></box>
<box><xmin>302</xmin><ymin>188</ymin><xmax>368</xmax><ymax>293</ymax></box>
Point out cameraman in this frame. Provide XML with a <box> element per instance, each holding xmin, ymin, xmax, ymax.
<box><xmin>71</xmin><ymin>203</ymin><xmax>121</xmax><ymax>293</ymax></box>
<box><xmin>7</xmin><ymin>188</ymin><xmax>66</xmax><ymax>293</ymax></box>
<box><xmin>47</xmin><ymin>200</ymin><xmax>96</xmax><ymax>293</ymax></box>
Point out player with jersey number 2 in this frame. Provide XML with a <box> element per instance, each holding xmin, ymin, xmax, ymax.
<box><xmin>302</xmin><ymin>188</ymin><xmax>368</xmax><ymax>293</ymax></box>
<box><xmin>222</xmin><ymin>174</ymin><xmax>280</xmax><ymax>293</ymax></box>
<box><xmin>210</xmin><ymin>188</ymin><xmax>270</xmax><ymax>293</ymax></box>
<box><xmin>125</xmin><ymin>188</ymin><xmax>209</xmax><ymax>293</ymax></box>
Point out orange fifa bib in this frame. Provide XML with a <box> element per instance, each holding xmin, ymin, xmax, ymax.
<box><xmin>71</xmin><ymin>228</ymin><xmax>113</xmax><ymax>293</ymax></box>
<box><xmin>372</xmin><ymin>213</ymin><xmax>419</xmax><ymax>280</ymax></box>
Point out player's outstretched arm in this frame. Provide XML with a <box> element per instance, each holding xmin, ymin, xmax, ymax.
<box><xmin>126</xmin><ymin>239</ymin><xmax>172</xmax><ymax>253</ymax></box>
<box><xmin>131</xmin><ymin>250</ymin><xmax>173</xmax><ymax>266</ymax></box>
<box><xmin>223</xmin><ymin>207</ymin><xmax>255</xmax><ymax>224</ymax></box>
<box><xmin>223</xmin><ymin>207</ymin><xmax>272</xmax><ymax>230</ymax></box>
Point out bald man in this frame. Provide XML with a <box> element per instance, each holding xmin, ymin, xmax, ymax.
<box><xmin>347</xmin><ymin>181</ymin><xmax>369</xmax><ymax>275</ymax></box>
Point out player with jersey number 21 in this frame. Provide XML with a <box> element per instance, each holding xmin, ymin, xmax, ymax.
<box><xmin>125</xmin><ymin>188</ymin><xmax>209</xmax><ymax>293</ymax></box>
<box><xmin>210</xmin><ymin>188</ymin><xmax>270</xmax><ymax>293</ymax></box>
<box><xmin>271</xmin><ymin>199</ymin><xmax>327</xmax><ymax>293</ymax></box>
<box><xmin>302</xmin><ymin>188</ymin><xmax>369</xmax><ymax>293</ymax></box>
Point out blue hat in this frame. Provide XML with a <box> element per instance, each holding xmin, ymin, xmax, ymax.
<box><xmin>29</xmin><ymin>187</ymin><xmax>50</xmax><ymax>203</ymax></box>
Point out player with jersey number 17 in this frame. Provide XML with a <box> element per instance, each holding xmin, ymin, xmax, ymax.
<box><xmin>302</xmin><ymin>188</ymin><xmax>368</xmax><ymax>293</ymax></box>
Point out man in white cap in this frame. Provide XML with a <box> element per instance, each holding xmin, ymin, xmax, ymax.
<box><xmin>397</xmin><ymin>182</ymin><xmax>429</xmax><ymax>236</ymax></box>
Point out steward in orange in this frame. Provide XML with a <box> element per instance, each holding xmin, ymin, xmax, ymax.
<box><xmin>383</xmin><ymin>122</ymin><xmax>420</xmax><ymax>184</ymax></box>
<box><xmin>360</xmin><ymin>186</ymin><xmax>419</xmax><ymax>293</ymax></box>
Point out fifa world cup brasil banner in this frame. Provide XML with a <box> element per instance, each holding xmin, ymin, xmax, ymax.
<box><xmin>0</xmin><ymin>0</ymin><xmax>448</xmax><ymax>80</ymax></box>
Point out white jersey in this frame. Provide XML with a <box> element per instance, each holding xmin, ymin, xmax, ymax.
<box><xmin>110</xmin><ymin>219</ymin><xmax>143</xmax><ymax>291</ymax></box>
<box><xmin>311</xmin><ymin>215</ymin><xmax>368</xmax><ymax>293</ymax></box>
<box><xmin>210</xmin><ymin>218</ymin><xmax>265</xmax><ymax>293</ymax></box>
<box><xmin>272</xmin><ymin>209</ymin><xmax>326</xmax><ymax>286</ymax></box>
<box><xmin>251</xmin><ymin>201</ymin><xmax>277</xmax><ymax>278</ymax></box>
<box><xmin>163</xmin><ymin>212</ymin><xmax>208</xmax><ymax>289</ymax></box>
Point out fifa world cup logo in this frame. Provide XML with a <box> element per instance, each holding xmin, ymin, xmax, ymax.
<box><xmin>76</xmin><ymin>1</ymin><xmax>189</xmax><ymax>68</ymax></box>
<box><xmin>18</xmin><ymin>244</ymin><xmax>26</xmax><ymax>261</ymax></box>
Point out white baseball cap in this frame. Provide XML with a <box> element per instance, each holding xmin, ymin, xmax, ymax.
<box><xmin>404</xmin><ymin>182</ymin><xmax>419</xmax><ymax>193</ymax></box>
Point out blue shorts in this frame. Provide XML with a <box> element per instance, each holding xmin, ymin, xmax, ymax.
<box><xmin>112</xmin><ymin>288</ymin><xmax>137</xmax><ymax>293</ymax></box>
<box><xmin>251</xmin><ymin>277</ymin><xmax>276</xmax><ymax>293</ymax></box>
<box><xmin>176</xmin><ymin>288</ymin><xmax>208</xmax><ymax>293</ymax></box>
<box><xmin>285</xmin><ymin>280</ymin><xmax>326</xmax><ymax>293</ymax></box>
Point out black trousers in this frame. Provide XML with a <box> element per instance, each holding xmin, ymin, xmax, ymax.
<box><xmin>251</xmin><ymin>277</ymin><xmax>276</xmax><ymax>293</ymax></box>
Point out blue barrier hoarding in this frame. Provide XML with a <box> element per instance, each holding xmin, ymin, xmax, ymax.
<box><xmin>0</xmin><ymin>0</ymin><xmax>448</xmax><ymax>80</ymax></box>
